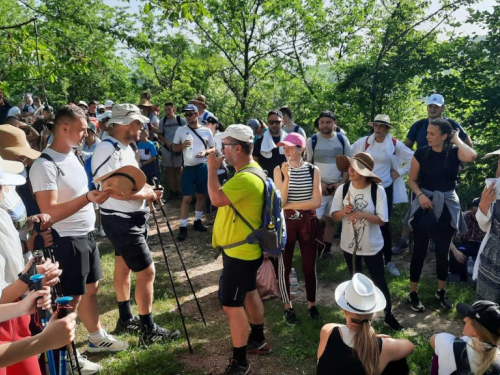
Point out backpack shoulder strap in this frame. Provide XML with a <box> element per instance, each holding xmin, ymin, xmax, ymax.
<box><xmin>342</xmin><ymin>181</ymin><xmax>351</xmax><ymax>201</ymax></box>
<box><xmin>337</xmin><ymin>132</ymin><xmax>345</xmax><ymax>154</ymax></box>
<box><xmin>392</xmin><ymin>137</ymin><xmax>397</xmax><ymax>155</ymax></box>
<box><xmin>364</xmin><ymin>136</ymin><xmax>370</xmax><ymax>151</ymax></box>
<box><xmin>311</xmin><ymin>134</ymin><xmax>318</xmax><ymax>164</ymax></box>
<box><xmin>452</xmin><ymin>338</ymin><xmax>472</xmax><ymax>375</ymax></box>
<box><xmin>237</xmin><ymin>166</ymin><xmax>267</xmax><ymax>182</ymax></box>
<box><xmin>39</xmin><ymin>153</ymin><xmax>65</xmax><ymax>176</ymax></box>
<box><xmin>371</xmin><ymin>182</ymin><xmax>378</xmax><ymax>215</ymax></box>
<box><xmin>308</xmin><ymin>163</ymin><xmax>314</xmax><ymax>180</ymax></box>
<box><xmin>176</xmin><ymin>115</ymin><xmax>182</xmax><ymax>127</ymax></box>
<box><xmin>189</xmin><ymin>127</ymin><xmax>208</xmax><ymax>149</ymax></box>
<box><xmin>92</xmin><ymin>139</ymin><xmax>121</xmax><ymax>178</ymax></box>
<box><xmin>74</xmin><ymin>148</ymin><xmax>86</xmax><ymax>168</ymax></box>
<box><xmin>293</xmin><ymin>125</ymin><xmax>299</xmax><ymax>133</ymax></box>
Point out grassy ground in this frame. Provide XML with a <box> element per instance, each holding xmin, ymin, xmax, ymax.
<box><xmin>74</xmin><ymin>202</ymin><xmax>477</xmax><ymax>375</ymax></box>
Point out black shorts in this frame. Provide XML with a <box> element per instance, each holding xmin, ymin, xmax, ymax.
<box><xmin>53</xmin><ymin>233</ymin><xmax>102</xmax><ymax>296</ymax></box>
<box><xmin>101</xmin><ymin>209</ymin><xmax>152</xmax><ymax>273</ymax></box>
<box><xmin>219</xmin><ymin>251</ymin><xmax>263</xmax><ymax>307</ymax></box>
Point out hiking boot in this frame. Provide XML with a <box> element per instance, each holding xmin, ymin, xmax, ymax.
<box><xmin>139</xmin><ymin>323</ymin><xmax>181</xmax><ymax>346</ymax></box>
<box><xmin>87</xmin><ymin>330</ymin><xmax>128</xmax><ymax>352</ymax></box>
<box><xmin>408</xmin><ymin>291</ymin><xmax>425</xmax><ymax>312</ymax></box>
<box><xmin>223</xmin><ymin>359</ymin><xmax>253</xmax><ymax>375</ymax></box>
<box><xmin>247</xmin><ymin>339</ymin><xmax>272</xmax><ymax>355</ymax></box>
<box><xmin>386</xmin><ymin>262</ymin><xmax>400</xmax><ymax>276</ymax></box>
<box><xmin>308</xmin><ymin>306</ymin><xmax>320</xmax><ymax>320</ymax></box>
<box><xmin>284</xmin><ymin>308</ymin><xmax>300</xmax><ymax>325</ymax></box>
<box><xmin>193</xmin><ymin>219</ymin><xmax>208</xmax><ymax>232</ymax></box>
<box><xmin>384</xmin><ymin>313</ymin><xmax>404</xmax><ymax>331</ymax></box>
<box><xmin>178</xmin><ymin>226</ymin><xmax>187</xmax><ymax>241</ymax></box>
<box><xmin>72</xmin><ymin>351</ymin><xmax>103</xmax><ymax>375</ymax></box>
<box><xmin>392</xmin><ymin>238</ymin><xmax>408</xmax><ymax>254</ymax></box>
<box><xmin>115</xmin><ymin>315</ymin><xmax>141</xmax><ymax>334</ymax></box>
<box><xmin>435</xmin><ymin>289</ymin><xmax>454</xmax><ymax>309</ymax></box>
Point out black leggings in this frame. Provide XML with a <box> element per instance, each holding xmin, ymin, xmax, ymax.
<box><xmin>381</xmin><ymin>183</ymin><xmax>393</xmax><ymax>264</ymax></box>
<box><xmin>343</xmin><ymin>250</ymin><xmax>392</xmax><ymax>315</ymax></box>
<box><xmin>410</xmin><ymin>207</ymin><xmax>455</xmax><ymax>282</ymax></box>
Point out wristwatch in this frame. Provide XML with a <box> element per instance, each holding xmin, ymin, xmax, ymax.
<box><xmin>18</xmin><ymin>272</ymin><xmax>33</xmax><ymax>287</ymax></box>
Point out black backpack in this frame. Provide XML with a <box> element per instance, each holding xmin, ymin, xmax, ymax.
<box><xmin>452</xmin><ymin>338</ymin><xmax>500</xmax><ymax>375</ymax></box>
<box><xmin>342</xmin><ymin>181</ymin><xmax>378</xmax><ymax>215</ymax></box>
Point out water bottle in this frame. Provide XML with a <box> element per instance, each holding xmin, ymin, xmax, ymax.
<box><xmin>290</xmin><ymin>268</ymin><xmax>298</xmax><ymax>296</ymax></box>
<box><xmin>185</xmin><ymin>133</ymin><xmax>194</xmax><ymax>159</ymax></box>
<box><xmin>467</xmin><ymin>256</ymin><xmax>474</xmax><ymax>276</ymax></box>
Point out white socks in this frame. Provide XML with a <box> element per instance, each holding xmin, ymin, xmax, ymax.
<box><xmin>89</xmin><ymin>328</ymin><xmax>106</xmax><ymax>342</ymax></box>
<box><xmin>195</xmin><ymin>211</ymin><xmax>203</xmax><ymax>221</ymax></box>
<box><xmin>180</xmin><ymin>219</ymin><xmax>188</xmax><ymax>227</ymax></box>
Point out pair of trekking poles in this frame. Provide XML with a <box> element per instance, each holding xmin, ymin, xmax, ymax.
<box><xmin>149</xmin><ymin>177</ymin><xmax>206</xmax><ymax>353</ymax></box>
<box><xmin>31</xmin><ymin>231</ymin><xmax>81</xmax><ymax>375</ymax></box>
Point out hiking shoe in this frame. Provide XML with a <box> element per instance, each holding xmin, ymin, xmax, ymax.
<box><xmin>115</xmin><ymin>315</ymin><xmax>141</xmax><ymax>334</ymax></box>
<box><xmin>392</xmin><ymin>238</ymin><xmax>408</xmax><ymax>254</ymax></box>
<box><xmin>193</xmin><ymin>219</ymin><xmax>208</xmax><ymax>232</ymax></box>
<box><xmin>308</xmin><ymin>306</ymin><xmax>320</xmax><ymax>320</ymax></box>
<box><xmin>87</xmin><ymin>331</ymin><xmax>128</xmax><ymax>352</ymax></box>
<box><xmin>178</xmin><ymin>226</ymin><xmax>187</xmax><ymax>241</ymax></box>
<box><xmin>284</xmin><ymin>308</ymin><xmax>300</xmax><ymax>325</ymax></box>
<box><xmin>139</xmin><ymin>323</ymin><xmax>180</xmax><ymax>346</ymax></box>
<box><xmin>386</xmin><ymin>262</ymin><xmax>400</xmax><ymax>276</ymax></box>
<box><xmin>408</xmin><ymin>291</ymin><xmax>425</xmax><ymax>312</ymax></box>
<box><xmin>435</xmin><ymin>289</ymin><xmax>454</xmax><ymax>309</ymax></box>
<box><xmin>247</xmin><ymin>339</ymin><xmax>272</xmax><ymax>355</ymax></box>
<box><xmin>223</xmin><ymin>359</ymin><xmax>253</xmax><ymax>375</ymax></box>
<box><xmin>384</xmin><ymin>313</ymin><xmax>404</xmax><ymax>331</ymax></box>
<box><xmin>72</xmin><ymin>351</ymin><xmax>103</xmax><ymax>375</ymax></box>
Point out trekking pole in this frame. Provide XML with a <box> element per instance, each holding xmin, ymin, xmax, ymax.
<box><xmin>55</xmin><ymin>297</ymin><xmax>73</xmax><ymax>375</ymax></box>
<box><xmin>151</xmin><ymin>177</ymin><xmax>206</xmax><ymax>326</ymax></box>
<box><xmin>30</xmin><ymin>274</ymin><xmax>57</xmax><ymax>375</ymax></box>
<box><xmin>348</xmin><ymin>193</ymin><xmax>360</xmax><ymax>274</ymax></box>
<box><xmin>148</xmin><ymin>200</ymin><xmax>194</xmax><ymax>353</ymax></box>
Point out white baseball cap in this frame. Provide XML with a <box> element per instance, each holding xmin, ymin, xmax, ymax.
<box><xmin>215</xmin><ymin>124</ymin><xmax>254</xmax><ymax>143</ymax></box>
<box><xmin>104</xmin><ymin>100</ymin><xmax>114</xmax><ymax>108</ymax></box>
<box><xmin>427</xmin><ymin>94</ymin><xmax>444</xmax><ymax>107</ymax></box>
<box><xmin>0</xmin><ymin>165</ymin><xmax>26</xmax><ymax>186</ymax></box>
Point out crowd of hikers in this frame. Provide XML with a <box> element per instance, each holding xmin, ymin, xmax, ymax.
<box><xmin>0</xmin><ymin>89</ymin><xmax>499</xmax><ymax>375</ymax></box>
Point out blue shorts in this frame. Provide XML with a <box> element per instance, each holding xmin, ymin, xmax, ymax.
<box><xmin>181</xmin><ymin>163</ymin><xmax>208</xmax><ymax>196</ymax></box>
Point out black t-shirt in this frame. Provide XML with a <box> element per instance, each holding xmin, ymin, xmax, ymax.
<box><xmin>0</xmin><ymin>100</ymin><xmax>13</xmax><ymax>124</ymax></box>
<box><xmin>252</xmin><ymin>136</ymin><xmax>286</xmax><ymax>180</ymax></box>
<box><xmin>33</xmin><ymin>118</ymin><xmax>45</xmax><ymax>133</ymax></box>
<box><xmin>415</xmin><ymin>146</ymin><xmax>460</xmax><ymax>192</ymax></box>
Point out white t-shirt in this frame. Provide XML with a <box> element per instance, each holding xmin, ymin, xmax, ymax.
<box><xmin>435</xmin><ymin>333</ymin><xmax>486</xmax><ymax>375</ymax></box>
<box><xmin>330</xmin><ymin>182</ymin><xmax>388</xmax><ymax>255</ymax></box>
<box><xmin>367</xmin><ymin>141</ymin><xmax>393</xmax><ymax>188</ymax></box>
<box><xmin>30</xmin><ymin>148</ymin><xmax>95</xmax><ymax>237</ymax></box>
<box><xmin>0</xmin><ymin>208</ymin><xmax>25</xmax><ymax>295</ymax></box>
<box><xmin>92</xmin><ymin>136</ymin><xmax>147</xmax><ymax>214</ymax></box>
<box><xmin>173</xmin><ymin>126</ymin><xmax>214</xmax><ymax>167</ymax></box>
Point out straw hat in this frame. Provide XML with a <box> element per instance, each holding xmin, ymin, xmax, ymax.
<box><xmin>368</xmin><ymin>114</ymin><xmax>393</xmax><ymax>128</ymax></box>
<box><xmin>0</xmin><ymin>125</ymin><xmax>41</xmax><ymax>160</ymax></box>
<box><xmin>335</xmin><ymin>273</ymin><xmax>386</xmax><ymax>314</ymax></box>
<box><xmin>138</xmin><ymin>98</ymin><xmax>153</xmax><ymax>107</ymax></box>
<box><xmin>336</xmin><ymin>152</ymin><xmax>381</xmax><ymax>184</ymax></box>
<box><xmin>93</xmin><ymin>165</ymin><xmax>146</xmax><ymax>196</ymax></box>
<box><xmin>189</xmin><ymin>94</ymin><xmax>208</xmax><ymax>109</ymax></box>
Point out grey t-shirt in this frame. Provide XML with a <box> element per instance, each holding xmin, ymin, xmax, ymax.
<box><xmin>158</xmin><ymin>116</ymin><xmax>188</xmax><ymax>142</ymax></box>
<box><xmin>306</xmin><ymin>132</ymin><xmax>352</xmax><ymax>184</ymax></box>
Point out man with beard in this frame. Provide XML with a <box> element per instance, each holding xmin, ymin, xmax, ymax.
<box><xmin>306</xmin><ymin>110</ymin><xmax>352</xmax><ymax>258</ymax></box>
<box><xmin>92</xmin><ymin>104</ymin><xmax>180</xmax><ymax>345</ymax></box>
<box><xmin>252</xmin><ymin>110</ymin><xmax>287</xmax><ymax>180</ymax></box>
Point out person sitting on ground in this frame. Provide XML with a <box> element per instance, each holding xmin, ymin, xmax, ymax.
<box><xmin>430</xmin><ymin>300</ymin><xmax>500</xmax><ymax>375</ymax></box>
<box><xmin>449</xmin><ymin>197</ymin><xmax>485</xmax><ymax>282</ymax></box>
<box><xmin>317</xmin><ymin>273</ymin><xmax>414</xmax><ymax>375</ymax></box>
<box><xmin>273</xmin><ymin>132</ymin><xmax>322</xmax><ymax>325</ymax></box>
<box><xmin>331</xmin><ymin>152</ymin><xmax>403</xmax><ymax>330</ymax></box>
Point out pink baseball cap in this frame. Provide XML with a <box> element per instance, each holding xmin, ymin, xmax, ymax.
<box><xmin>277</xmin><ymin>132</ymin><xmax>306</xmax><ymax>148</ymax></box>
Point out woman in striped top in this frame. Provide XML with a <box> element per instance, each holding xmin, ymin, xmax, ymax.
<box><xmin>274</xmin><ymin>132</ymin><xmax>322</xmax><ymax>325</ymax></box>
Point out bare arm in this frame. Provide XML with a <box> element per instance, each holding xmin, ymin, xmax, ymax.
<box><xmin>405</xmin><ymin>138</ymin><xmax>415</xmax><ymax>149</ymax></box>
<box><xmin>380</xmin><ymin>337</ymin><xmax>415</xmax><ymax>364</ymax></box>
<box><xmin>172</xmin><ymin>139</ymin><xmax>189</xmax><ymax>152</ymax></box>
<box><xmin>207</xmin><ymin>154</ymin><xmax>231</xmax><ymax>207</ymax></box>
<box><xmin>452</xmin><ymin>132</ymin><xmax>477</xmax><ymax>163</ymax></box>
<box><xmin>407</xmin><ymin>157</ymin><xmax>422</xmax><ymax>196</ymax></box>
<box><xmin>274</xmin><ymin>165</ymin><xmax>289</xmax><ymax>205</ymax></box>
<box><xmin>283</xmin><ymin>166</ymin><xmax>322</xmax><ymax>210</ymax></box>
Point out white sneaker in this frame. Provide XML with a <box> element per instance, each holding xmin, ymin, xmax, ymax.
<box><xmin>72</xmin><ymin>351</ymin><xmax>103</xmax><ymax>375</ymax></box>
<box><xmin>386</xmin><ymin>262</ymin><xmax>400</xmax><ymax>276</ymax></box>
<box><xmin>87</xmin><ymin>330</ymin><xmax>128</xmax><ymax>352</ymax></box>
<box><xmin>98</xmin><ymin>226</ymin><xmax>106</xmax><ymax>237</ymax></box>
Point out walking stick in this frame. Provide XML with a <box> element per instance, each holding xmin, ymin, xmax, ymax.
<box><xmin>55</xmin><ymin>297</ymin><xmax>73</xmax><ymax>375</ymax></box>
<box><xmin>30</xmin><ymin>274</ymin><xmax>57</xmax><ymax>375</ymax></box>
<box><xmin>148</xmin><ymin>200</ymin><xmax>194</xmax><ymax>353</ymax></box>
<box><xmin>152</xmin><ymin>177</ymin><xmax>206</xmax><ymax>326</ymax></box>
<box><xmin>348</xmin><ymin>193</ymin><xmax>360</xmax><ymax>273</ymax></box>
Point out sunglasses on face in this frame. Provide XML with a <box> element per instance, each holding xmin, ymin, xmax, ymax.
<box><xmin>268</xmin><ymin>120</ymin><xmax>281</xmax><ymax>125</ymax></box>
<box><xmin>185</xmin><ymin>112</ymin><xmax>196</xmax><ymax>117</ymax></box>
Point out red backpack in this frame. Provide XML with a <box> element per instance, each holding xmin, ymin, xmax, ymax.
<box><xmin>365</xmin><ymin>136</ymin><xmax>397</xmax><ymax>155</ymax></box>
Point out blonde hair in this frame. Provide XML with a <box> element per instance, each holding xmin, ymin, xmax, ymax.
<box><xmin>346</xmin><ymin>311</ymin><xmax>380</xmax><ymax>375</ymax></box>
<box><xmin>470</xmin><ymin>319</ymin><xmax>500</xmax><ymax>375</ymax></box>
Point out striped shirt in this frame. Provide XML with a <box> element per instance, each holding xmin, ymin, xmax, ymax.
<box><xmin>287</xmin><ymin>162</ymin><xmax>314</xmax><ymax>202</ymax></box>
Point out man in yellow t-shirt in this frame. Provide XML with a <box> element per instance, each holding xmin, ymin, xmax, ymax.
<box><xmin>207</xmin><ymin>124</ymin><xmax>270</xmax><ymax>375</ymax></box>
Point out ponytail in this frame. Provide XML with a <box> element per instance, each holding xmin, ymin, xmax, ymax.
<box><xmin>429</xmin><ymin>118</ymin><xmax>453</xmax><ymax>168</ymax></box>
<box><xmin>349</xmin><ymin>313</ymin><xmax>380</xmax><ymax>375</ymax></box>
<box><xmin>470</xmin><ymin>319</ymin><xmax>500</xmax><ymax>375</ymax></box>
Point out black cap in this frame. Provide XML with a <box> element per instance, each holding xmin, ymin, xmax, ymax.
<box><xmin>457</xmin><ymin>301</ymin><xmax>500</xmax><ymax>336</ymax></box>
<box><xmin>318</xmin><ymin>110</ymin><xmax>337</xmax><ymax>121</ymax></box>
<box><xmin>43</xmin><ymin>105</ymin><xmax>53</xmax><ymax>112</ymax></box>
<box><xmin>206</xmin><ymin>115</ymin><xmax>219</xmax><ymax>124</ymax></box>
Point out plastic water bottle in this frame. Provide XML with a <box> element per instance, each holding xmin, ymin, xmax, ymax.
<box><xmin>290</xmin><ymin>268</ymin><xmax>298</xmax><ymax>296</ymax></box>
<box><xmin>467</xmin><ymin>256</ymin><xmax>474</xmax><ymax>276</ymax></box>
<box><xmin>185</xmin><ymin>133</ymin><xmax>194</xmax><ymax>159</ymax></box>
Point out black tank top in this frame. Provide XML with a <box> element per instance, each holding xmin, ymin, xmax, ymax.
<box><xmin>317</xmin><ymin>327</ymin><xmax>409</xmax><ymax>375</ymax></box>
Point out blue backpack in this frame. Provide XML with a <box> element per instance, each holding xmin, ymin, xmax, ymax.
<box><xmin>222</xmin><ymin>166</ymin><xmax>287</xmax><ymax>255</ymax></box>
<box><xmin>81</xmin><ymin>139</ymin><xmax>121</xmax><ymax>191</ymax></box>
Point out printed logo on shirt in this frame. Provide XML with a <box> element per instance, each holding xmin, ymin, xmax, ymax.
<box><xmin>288</xmin><ymin>210</ymin><xmax>302</xmax><ymax>220</ymax></box>
<box><xmin>347</xmin><ymin>192</ymin><xmax>368</xmax><ymax>252</ymax></box>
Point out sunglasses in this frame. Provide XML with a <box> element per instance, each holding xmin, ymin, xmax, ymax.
<box><xmin>185</xmin><ymin>112</ymin><xmax>196</xmax><ymax>117</ymax></box>
<box><xmin>268</xmin><ymin>120</ymin><xmax>281</xmax><ymax>125</ymax></box>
